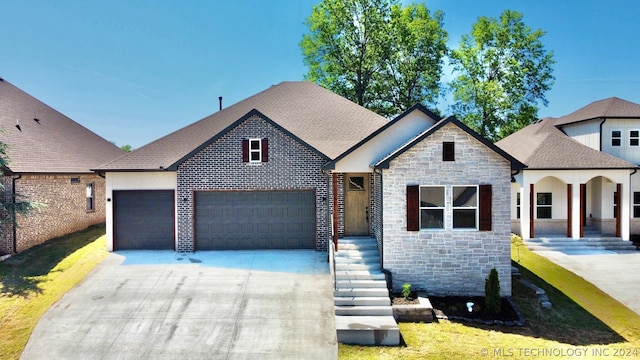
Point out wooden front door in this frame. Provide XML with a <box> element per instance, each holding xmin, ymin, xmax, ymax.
<box><xmin>344</xmin><ymin>174</ymin><xmax>370</xmax><ymax>236</ymax></box>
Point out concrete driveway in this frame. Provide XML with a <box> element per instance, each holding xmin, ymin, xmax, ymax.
<box><xmin>21</xmin><ymin>250</ymin><xmax>337</xmax><ymax>360</ymax></box>
<box><xmin>535</xmin><ymin>250</ymin><xmax>640</xmax><ymax>315</ymax></box>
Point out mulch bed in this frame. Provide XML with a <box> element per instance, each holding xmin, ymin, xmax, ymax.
<box><xmin>429</xmin><ymin>296</ymin><xmax>519</xmax><ymax>322</ymax></box>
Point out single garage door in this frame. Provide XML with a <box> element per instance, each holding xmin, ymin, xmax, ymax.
<box><xmin>195</xmin><ymin>190</ymin><xmax>316</xmax><ymax>250</ymax></box>
<box><xmin>113</xmin><ymin>190</ymin><xmax>175</xmax><ymax>250</ymax></box>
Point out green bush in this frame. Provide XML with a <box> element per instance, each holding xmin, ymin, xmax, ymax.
<box><xmin>402</xmin><ymin>283</ymin><xmax>412</xmax><ymax>299</ymax></box>
<box><xmin>485</xmin><ymin>268</ymin><xmax>501</xmax><ymax>314</ymax></box>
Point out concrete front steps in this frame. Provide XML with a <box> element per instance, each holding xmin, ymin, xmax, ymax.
<box><xmin>334</xmin><ymin>237</ymin><xmax>400</xmax><ymax>346</ymax></box>
<box><xmin>525</xmin><ymin>235</ymin><xmax>637</xmax><ymax>253</ymax></box>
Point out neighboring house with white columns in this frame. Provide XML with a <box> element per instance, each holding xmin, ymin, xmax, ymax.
<box><xmin>496</xmin><ymin>97</ymin><xmax>640</xmax><ymax>241</ymax></box>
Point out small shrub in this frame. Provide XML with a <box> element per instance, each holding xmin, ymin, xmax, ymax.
<box><xmin>402</xmin><ymin>283</ymin><xmax>412</xmax><ymax>299</ymax></box>
<box><xmin>485</xmin><ymin>268</ymin><xmax>501</xmax><ymax>314</ymax></box>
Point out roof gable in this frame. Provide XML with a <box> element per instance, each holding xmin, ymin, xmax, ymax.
<box><xmin>96</xmin><ymin>81</ymin><xmax>388</xmax><ymax>171</ymax></box>
<box><xmin>555</xmin><ymin>97</ymin><xmax>640</xmax><ymax>126</ymax></box>
<box><xmin>0</xmin><ymin>78</ymin><xmax>124</xmax><ymax>173</ymax></box>
<box><xmin>323</xmin><ymin>103</ymin><xmax>439</xmax><ymax>171</ymax></box>
<box><xmin>375</xmin><ymin>116</ymin><xmax>524</xmax><ymax>169</ymax></box>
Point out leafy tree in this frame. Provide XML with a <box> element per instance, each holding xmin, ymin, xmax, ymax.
<box><xmin>0</xmin><ymin>140</ymin><xmax>39</xmax><ymax>229</ymax></box>
<box><xmin>301</xmin><ymin>0</ymin><xmax>447</xmax><ymax>117</ymax></box>
<box><xmin>449</xmin><ymin>10</ymin><xmax>554</xmax><ymax>142</ymax></box>
<box><xmin>121</xmin><ymin>144</ymin><xmax>132</xmax><ymax>153</ymax></box>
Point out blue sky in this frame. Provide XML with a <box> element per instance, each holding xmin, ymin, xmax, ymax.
<box><xmin>2</xmin><ymin>1</ymin><xmax>640</xmax><ymax>148</ymax></box>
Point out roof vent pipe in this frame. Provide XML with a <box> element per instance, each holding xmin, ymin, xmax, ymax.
<box><xmin>219</xmin><ymin>96</ymin><xmax>223</xmax><ymax>111</ymax></box>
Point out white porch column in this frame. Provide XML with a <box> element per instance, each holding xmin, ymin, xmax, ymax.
<box><xmin>571</xmin><ymin>182</ymin><xmax>582</xmax><ymax>239</ymax></box>
<box><xmin>621</xmin><ymin>178</ymin><xmax>631</xmax><ymax>241</ymax></box>
<box><xmin>520</xmin><ymin>183</ymin><xmax>531</xmax><ymax>240</ymax></box>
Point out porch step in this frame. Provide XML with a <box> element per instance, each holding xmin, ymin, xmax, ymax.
<box><xmin>336</xmin><ymin>279</ymin><xmax>388</xmax><ymax>288</ymax></box>
<box><xmin>335</xmin><ymin>316</ymin><xmax>400</xmax><ymax>346</ymax></box>
<box><xmin>333</xmin><ymin>236</ymin><xmax>399</xmax><ymax>346</ymax></box>
<box><xmin>335</xmin><ymin>296</ymin><xmax>391</xmax><ymax>306</ymax></box>
<box><xmin>334</xmin><ymin>288</ymin><xmax>390</xmax><ymax>297</ymax></box>
<box><xmin>335</xmin><ymin>305</ymin><xmax>394</xmax><ymax>316</ymax></box>
<box><xmin>335</xmin><ymin>270</ymin><xmax>386</xmax><ymax>280</ymax></box>
<box><xmin>525</xmin><ymin>237</ymin><xmax>637</xmax><ymax>252</ymax></box>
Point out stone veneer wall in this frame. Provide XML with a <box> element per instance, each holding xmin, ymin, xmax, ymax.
<box><xmin>176</xmin><ymin>115</ymin><xmax>330</xmax><ymax>252</ymax></box>
<box><xmin>1</xmin><ymin>173</ymin><xmax>106</xmax><ymax>254</ymax></box>
<box><xmin>382</xmin><ymin>123</ymin><xmax>512</xmax><ymax>296</ymax></box>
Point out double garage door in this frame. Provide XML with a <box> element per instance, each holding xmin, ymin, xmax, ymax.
<box><xmin>113</xmin><ymin>190</ymin><xmax>316</xmax><ymax>250</ymax></box>
<box><xmin>195</xmin><ymin>190</ymin><xmax>316</xmax><ymax>250</ymax></box>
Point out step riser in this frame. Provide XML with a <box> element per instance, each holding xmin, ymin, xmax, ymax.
<box><xmin>335</xmin><ymin>298</ymin><xmax>391</xmax><ymax>306</ymax></box>
<box><xmin>336</xmin><ymin>280</ymin><xmax>387</xmax><ymax>288</ymax></box>
<box><xmin>334</xmin><ymin>289</ymin><xmax>389</xmax><ymax>297</ymax></box>
<box><xmin>335</xmin><ymin>308</ymin><xmax>394</xmax><ymax>316</ymax></box>
<box><xmin>334</xmin><ymin>256</ymin><xmax>380</xmax><ymax>263</ymax></box>
<box><xmin>335</xmin><ymin>264</ymin><xmax>380</xmax><ymax>271</ymax></box>
<box><xmin>336</xmin><ymin>274</ymin><xmax>386</xmax><ymax>280</ymax></box>
<box><xmin>337</xmin><ymin>329</ymin><xmax>400</xmax><ymax>346</ymax></box>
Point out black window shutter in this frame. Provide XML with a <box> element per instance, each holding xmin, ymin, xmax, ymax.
<box><xmin>407</xmin><ymin>185</ymin><xmax>419</xmax><ymax>231</ymax></box>
<box><xmin>479</xmin><ymin>184</ymin><xmax>492</xmax><ymax>231</ymax></box>
<box><xmin>242</xmin><ymin>139</ymin><xmax>249</xmax><ymax>162</ymax></box>
<box><xmin>261</xmin><ymin>138</ymin><xmax>269</xmax><ymax>162</ymax></box>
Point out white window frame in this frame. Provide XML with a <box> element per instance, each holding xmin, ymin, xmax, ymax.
<box><xmin>612</xmin><ymin>130</ymin><xmax>622</xmax><ymax>147</ymax></box>
<box><xmin>86</xmin><ymin>183</ymin><xmax>95</xmax><ymax>212</ymax></box>
<box><xmin>249</xmin><ymin>138</ymin><xmax>262</xmax><ymax>163</ymax></box>
<box><xmin>452</xmin><ymin>185</ymin><xmax>478</xmax><ymax>230</ymax></box>
<box><xmin>630</xmin><ymin>130</ymin><xmax>639</xmax><ymax>147</ymax></box>
<box><xmin>419</xmin><ymin>186</ymin><xmax>445</xmax><ymax>230</ymax></box>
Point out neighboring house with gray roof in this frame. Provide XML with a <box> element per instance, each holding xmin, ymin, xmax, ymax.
<box><xmin>496</xmin><ymin>97</ymin><xmax>640</xmax><ymax>241</ymax></box>
<box><xmin>0</xmin><ymin>78</ymin><xmax>125</xmax><ymax>255</ymax></box>
<box><xmin>94</xmin><ymin>81</ymin><xmax>521</xmax><ymax>296</ymax></box>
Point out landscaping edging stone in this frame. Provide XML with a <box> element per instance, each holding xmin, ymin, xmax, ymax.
<box><xmin>434</xmin><ymin>296</ymin><xmax>526</xmax><ymax>326</ymax></box>
<box><xmin>392</xmin><ymin>291</ymin><xmax>434</xmax><ymax>323</ymax></box>
<box><xmin>518</xmin><ymin>278</ymin><xmax>552</xmax><ymax>309</ymax></box>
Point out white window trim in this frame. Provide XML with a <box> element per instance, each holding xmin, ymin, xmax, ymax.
<box><xmin>612</xmin><ymin>130</ymin><xmax>622</xmax><ymax>147</ymax></box>
<box><xmin>630</xmin><ymin>130</ymin><xmax>639</xmax><ymax>147</ymax></box>
<box><xmin>249</xmin><ymin>138</ymin><xmax>262</xmax><ymax>163</ymax></box>
<box><xmin>86</xmin><ymin>183</ymin><xmax>95</xmax><ymax>212</ymax></box>
<box><xmin>452</xmin><ymin>185</ymin><xmax>479</xmax><ymax>231</ymax></box>
<box><xmin>419</xmin><ymin>185</ymin><xmax>445</xmax><ymax>230</ymax></box>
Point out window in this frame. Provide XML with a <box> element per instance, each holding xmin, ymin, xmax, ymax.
<box><xmin>407</xmin><ymin>185</ymin><xmax>492</xmax><ymax>231</ymax></box>
<box><xmin>242</xmin><ymin>138</ymin><xmax>269</xmax><ymax>163</ymax></box>
<box><xmin>348</xmin><ymin>176</ymin><xmax>365</xmax><ymax>191</ymax></box>
<box><xmin>443</xmin><ymin>142</ymin><xmax>455</xmax><ymax>161</ymax></box>
<box><xmin>453</xmin><ymin>186</ymin><xmax>478</xmax><ymax>229</ymax></box>
<box><xmin>631</xmin><ymin>130</ymin><xmax>639</xmax><ymax>146</ymax></box>
<box><xmin>614</xmin><ymin>191</ymin><xmax>618</xmax><ymax>218</ymax></box>
<box><xmin>516</xmin><ymin>192</ymin><xmax>521</xmax><ymax>219</ymax></box>
<box><xmin>536</xmin><ymin>193</ymin><xmax>552</xmax><ymax>219</ymax></box>
<box><xmin>420</xmin><ymin>186</ymin><xmax>445</xmax><ymax>229</ymax></box>
<box><xmin>612</xmin><ymin>130</ymin><xmax>621</xmax><ymax>147</ymax></box>
<box><xmin>70</xmin><ymin>177</ymin><xmax>80</xmax><ymax>184</ymax></box>
<box><xmin>634</xmin><ymin>192</ymin><xmax>640</xmax><ymax>218</ymax></box>
<box><xmin>86</xmin><ymin>183</ymin><xmax>94</xmax><ymax>212</ymax></box>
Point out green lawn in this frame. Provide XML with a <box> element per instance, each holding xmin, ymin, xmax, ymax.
<box><xmin>0</xmin><ymin>225</ymin><xmax>107</xmax><ymax>360</ymax></box>
<box><xmin>339</xmin><ymin>235</ymin><xmax>640</xmax><ymax>359</ymax></box>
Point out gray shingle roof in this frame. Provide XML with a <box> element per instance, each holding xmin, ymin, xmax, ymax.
<box><xmin>0</xmin><ymin>78</ymin><xmax>125</xmax><ymax>173</ymax></box>
<box><xmin>555</xmin><ymin>97</ymin><xmax>640</xmax><ymax>126</ymax></box>
<box><xmin>96</xmin><ymin>81</ymin><xmax>389</xmax><ymax>171</ymax></box>
<box><xmin>496</xmin><ymin>118</ymin><xmax>636</xmax><ymax>169</ymax></box>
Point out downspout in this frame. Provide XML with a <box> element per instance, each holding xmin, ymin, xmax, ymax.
<box><xmin>599</xmin><ymin>118</ymin><xmax>607</xmax><ymax>151</ymax></box>
<box><xmin>11</xmin><ymin>174</ymin><xmax>21</xmax><ymax>254</ymax></box>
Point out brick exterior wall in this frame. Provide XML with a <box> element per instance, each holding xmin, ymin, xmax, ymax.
<box><xmin>176</xmin><ymin>115</ymin><xmax>330</xmax><ymax>252</ymax></box>
<box><xmin>1</xmin><ymin>173</ymin><xmax>106</xmax><ymax>255</ymax></box>
<box><xmin>381</xmin><ymin>123</ymin><xmax>512</xmax><ymax>296</ymax></box>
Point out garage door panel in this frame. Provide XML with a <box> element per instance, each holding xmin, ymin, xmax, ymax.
<box><xmin>195</xmin><ymin>190</ymin><xmax>315</xmax><ymax>250</ymax></box>
<box><xmin>114</xmin><ymin>190</ymin><xmax>175</xmax><ymax>250</ymax></box>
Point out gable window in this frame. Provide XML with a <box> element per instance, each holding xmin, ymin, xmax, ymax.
<box><xmin>612</xmin><ymin>130</ymin><xmax>621</xmax><ymax>147</ymax></box>
<box><xmin>242</xmin><ymin>138</ymin><xmax>269</xmax><ymax>163</ymax></box>
<box><xmin>443</xmin><ymin>142</ymin><xmax>455</xmax><ymax>161</ymax></box>
<box><xmin>86</xmin><ymin>183</ymin><xmax>95</xmax><ymax>212</ymax></box>
<box><xmin>634</xmin><ymin>192</ymin><xmax>640</xmax><ymax>218</ymax></box>
<box><xmin>536</xmin><ymin>192</ymin><xmax>552</xmax><ymax>219</ymax></box>
<box><xmin>453</xmin><ymin>186</ymin><xmax>478</xmax><ymax>229</ymax></box>
<box><xmin>630</xmin><ymin>130</ymin><xmax>639</xmax><ymax>146</ymax></box>
<box><xmin>420</xmin><ymin>186</ymin><xmax>445</xmax><ymax>229</ymax></box>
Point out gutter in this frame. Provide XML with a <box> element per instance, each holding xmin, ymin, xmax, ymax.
<box><xmin>11</xmin><ymin>174</ymin><xmax>21</xmax><ymax>254</ymax></box>
<box><xmin>599</xmin><ymin>118</ymin><xmax>606</xmax><ymax>151</ymax></box>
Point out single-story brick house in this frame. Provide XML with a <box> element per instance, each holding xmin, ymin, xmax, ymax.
<box><xmin>0</xmin><ymin>77</ymin><xmax>125</xmax><ymax>255</ymax></box>
<box><xmin>95</xmin><ymin>81</ymin><xmax>522</xmax><ymax>296</ymax></box>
